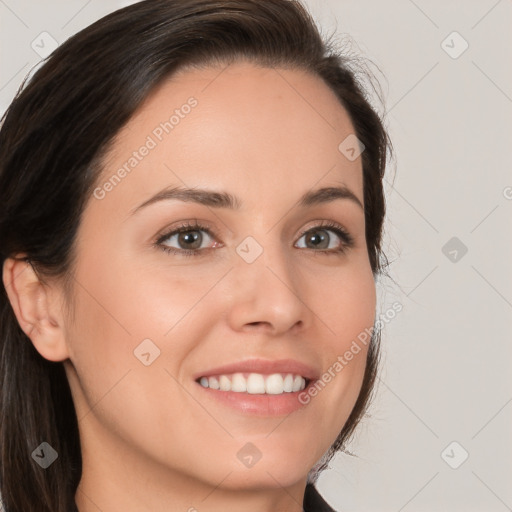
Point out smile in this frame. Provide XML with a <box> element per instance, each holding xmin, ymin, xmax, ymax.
<box><xmin>197</xmin><ymin>372</ymin><xmax>309</xmax><ymax>395</ymax></box>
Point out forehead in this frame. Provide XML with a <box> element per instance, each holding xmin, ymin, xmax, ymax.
<box><xmin>92</xmin><ymin>61</ymin><xmax>363</xmax><ymax>217</ymax></box>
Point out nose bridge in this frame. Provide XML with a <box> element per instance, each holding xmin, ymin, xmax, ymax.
<box><xmin>235</xmin><ymin>230</ymin><xmax>292</xmax><ymax>286</ymax></box>
<box><xmin>226</xmin><ymin>230</ymin><xmax>308</xmax><ymax>333</ymax></box>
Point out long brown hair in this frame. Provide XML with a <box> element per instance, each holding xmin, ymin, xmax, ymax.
<box><xmin>0</xmin><ymin>1</ymin><xmax>390</xmax><ymax>510</ymax></box>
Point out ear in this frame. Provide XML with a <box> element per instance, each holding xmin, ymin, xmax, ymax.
<box><xmin>2</xmin><ymin>256</ymin><xmax>70</xmax><ymax>362</ymax></box>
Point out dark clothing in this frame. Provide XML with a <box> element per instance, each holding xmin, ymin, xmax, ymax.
<box><xmin>304</xmin><ymin>483</ymin><xmax>336</xmax><ymax>512</ymax></box>
<box><xmin>70</xmin><ymin>483</ymin><xmax>336</xmax><ymax>511</ymax></box>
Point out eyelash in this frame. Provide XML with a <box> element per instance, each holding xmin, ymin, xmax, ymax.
<box><xmin>154</xmin><ymin>220</ymin><xmax>355</xmax><ymax>258</ymax></box>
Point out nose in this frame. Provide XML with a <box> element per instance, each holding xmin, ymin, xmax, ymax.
<box><xmin>224</xmin><ymin>239</ymin><xmax>312</xmax><ymax>337</ymax></box>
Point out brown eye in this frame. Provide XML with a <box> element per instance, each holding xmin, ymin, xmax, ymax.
<box><xmin>176</xmin><ymin>230</ymin><xmax>203</xmax><ymax>250</ymax></box>
<box><xmin>303</xmin><ymin>229</ymin><xmax>331</xmax><ymax>250</ymax></box>
<box><xmin>155</xmin><ymin>220</ymin><xmax>353</xmax><ymax>258</ymax></box>
<box><xmin>160</xmin><ymin>228</ymin><xmax>213</xmax><ymax>251</ymax></box>
<box><xmin>295</xmin><ymin>224</ymin><xmax>354</xmax><ymax>254</ymax></box>
<box><xmin>155</xmin><ymin>221</ymin><xmax>220</xmax><ymax>257</ymax></box>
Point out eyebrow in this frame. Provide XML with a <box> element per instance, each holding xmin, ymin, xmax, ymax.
<box><xmin>129</xmin><ymin>184</ymin><xmax>363</xmax><ymax>216</ymax></box>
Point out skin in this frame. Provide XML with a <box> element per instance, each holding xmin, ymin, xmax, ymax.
<box><xmin>3</xmin><ymin>61</ymin><xmax>376</xmax><ymax>512</ymax></box>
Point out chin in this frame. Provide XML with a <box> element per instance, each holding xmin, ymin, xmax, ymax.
<box><xmin>208</xmin><ymin>442</ymin><xmax>320</xmax><ymax>491</ymax></box>
<box><xmin>216</xmin><ymin>462</ymin><xmax>309</xmax><ymax>491</ymax></box>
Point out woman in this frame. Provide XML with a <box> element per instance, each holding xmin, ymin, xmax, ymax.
<box><xmin>0</xmin><ymin>0</ymin><xmax>390</xmax><ymax>510</ymax></box>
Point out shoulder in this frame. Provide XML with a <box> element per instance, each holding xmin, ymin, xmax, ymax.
<box><xmin>303</xmin><ymin>483</ymin><xmax>337</xmax><ymax>512</ymax></box>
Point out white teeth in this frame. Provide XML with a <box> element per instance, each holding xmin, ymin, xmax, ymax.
<box><xmin>283</xmin><ymin>373</ymin><xmax>294</xmax><ymax>392</ymax></box>
<box><xmin>198</xmin><ymin>372</ymin><xmax>307</xmax><ymax>395</ymax></box>
<box><xmin>247</xmin><ymin>373</ymin><xmax>266</xmax><ymax>394</ymax></box>
<box><xmin>231</xmin><ymin>373</ymin><xmax>247</xmax><ymax>392</ymax></box>
<box><xmin>219</xmin><ymin>375</ymin><xmax>231</xmax><ymax>391</ymax></box>
<box><xmin>265</xmin><ymin>373</ymin><xmax>284</xmax><ymax>394</ymax></box>
<box><xmin>208</xmin><ymin>376</ymin><xmax>220</xmax><ymax>390</ymax></box>
<box><xmin>292</xmin><ymin>374</ymin><xmax>305</xmax><ymax>392</ymax></box>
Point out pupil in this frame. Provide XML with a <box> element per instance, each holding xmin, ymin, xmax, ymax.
<box><xmin>179</xmin><ymin>231</ymin><xmax>201</xmax><ymax>249</ymax></box>
<box><xmin>308</xmin><ymin>230</ymin><xmax>328</xmax><ymax>249</ymax></box>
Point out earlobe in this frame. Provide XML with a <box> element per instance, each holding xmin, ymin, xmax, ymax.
<box><xmin>2</xmin><ymin>256</ymin><xmax>70</xmax><ymax>362</ymax></box>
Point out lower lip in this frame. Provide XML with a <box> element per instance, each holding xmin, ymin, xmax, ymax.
<box><xmin>195</xmin><ymin>381</ymin><xmax>314</xmax><ymax>416</ymax></box>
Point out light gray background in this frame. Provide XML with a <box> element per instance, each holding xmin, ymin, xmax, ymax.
<box><xmin>1</xmin><ymin>1</ymin><xmax>511</xmax><ymax>511</ymax></box>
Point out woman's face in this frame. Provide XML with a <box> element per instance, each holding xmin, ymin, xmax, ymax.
<box><xmin>63</xmin><ymin>61</ymin><xmax>376</xmax><ymax>495</ymax></box>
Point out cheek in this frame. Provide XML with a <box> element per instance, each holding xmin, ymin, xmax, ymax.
<box><xmin>303</xmin><ymin>261</ymin><xmax>376</xmax><ymax>427</ymax></box>
<box><xmin>63</xmin><ymin>253</ymin><xmax>224</xmax><ymax>424</ymax></box>
<box><xmin>316</xmin><ymin>257</ymin><xmax>376</xmax><ymax>352</ymax></box>
<box><xmin>63</xmin><ymin>264</ymin><xmax>243</xmax><ymax>481</ymax></box>
<box><xmin>67</xmin><ymin>251</ymin><xmax>209</xmax><ymax>352</ymax></box>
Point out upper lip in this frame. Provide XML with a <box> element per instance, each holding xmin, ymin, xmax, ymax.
<box><xmin>193</xmin><ymin>358</ymin><xmax>320</xmax><ymax>381</ymax></box>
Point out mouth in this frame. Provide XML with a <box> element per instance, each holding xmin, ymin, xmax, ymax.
<box><xmin>191</xmin><ymin>358</ymin><xmax>320</xmax><ymax>416</ymax></box>
<box><xmin>192</xmin><ymin>358</ymin><xmax>319</xmax><ymax>415</ymax></box>
<box><xmin>195</xmin><ymin>372</ymin><xmax>312</xmax><ymax>395</ymax></box>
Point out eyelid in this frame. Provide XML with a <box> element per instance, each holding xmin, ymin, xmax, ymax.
<box><xmin>297</xmin><ymin>219</ymin><xmax>352</xmax><ymax>240</ymax></box>
<box><xmin>154</xmin><ymin>219</ymin><xmax>354</xmax><ymax>256</ymax></box>
<box><xmin>154</xmin><ymin>219</ymin><xmax>218</xmax><ymax>243</ymax></box>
